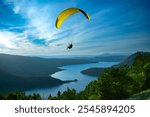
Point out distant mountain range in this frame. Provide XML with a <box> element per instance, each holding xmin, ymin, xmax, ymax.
<box><xmin>0</xmin><ymin>53</ymin><xmax>92</xmax><ymax>92</ymax></box>
<box><xmin>114</xmin><ymin>51</ymin><xmax>150</xmax><ymax>67</ymax></box>
<box><xmin>72</xmin><ymin>54</ymin><xmax>127</xmax><ymax>62</ymax></box>
<box><xmin>93</xmin><ymin>54</ymin><xmax>127</xmax><ymax>62</ymax></box>
<box><xmin>0</xmin><ymin>53</ymin><xmax>92</xmax><ymax>77</ymax></box>
<box><xmin>81</xmin><ymin>51</ymin><xmax>150</xmax><ymax>77</ymax></box>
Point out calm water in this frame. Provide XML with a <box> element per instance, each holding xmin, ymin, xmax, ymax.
<box><xmin>26</xmin><ymin>62</ymin><xmax>118</xmax><ymax>98</ymax></box>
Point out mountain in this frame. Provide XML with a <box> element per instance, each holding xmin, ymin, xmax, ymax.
<box><xmin>0</xmin><ymin>53</ymin><xmax>92</xmax><ymax>77</ymax></box>
<box><xmin>80</xmin><ymin>52</ymin><xmax>150</xmax><ymax>77</ymax></box>
<box><xmin>114</xmin><ymin>51</ymin><xmax>150</xmax><ymax>67</ymax></box>
<box><xmin>81</xmin><ymin>68</ymin><xmax>106</xmax><ymax>77</ymax></box>
<box><xmin>0</xmin><ymin>68</ymin><xmax>64</xmax><ymax>92</ymax></box>
<box><xmin>73</xmin><ymin>55</ymin><xmax>127</xmax><ymax>62</ymax></box>
<box><xmin>93</xmin><ymin>54</ymin><xmax>127</xmax><ymax>62</ymax></box>
<box><xmin>80</xmin><ymin>54</ymin><xmax>128</xmax><ymax>77</ymax></box>
<box><xmin>0</xmin><ymin>53</ymin><xmax>92</xmax><ymax>92</ymax></box>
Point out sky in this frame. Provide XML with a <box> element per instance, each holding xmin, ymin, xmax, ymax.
<box><xmin>0</xmin><ymin>0</ymin><xmax>150</xmax><ymax>56</ymax></box>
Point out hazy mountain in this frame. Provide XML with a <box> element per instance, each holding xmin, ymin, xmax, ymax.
<box><xmin>0</xmin><ymin>53</ymin><xmax>92</xmax><ymax>92</ymax></box>
<box><xmin>93</xmin><ymin>54</ymin><xmax>127</xmax><ymax>62</ymax></box>
<box><xmin>74</xmin><ymin>54</ymin><xmax>127</xmax><ymax>62</ymax></box>
<box><xmin>81</xmin><ymin>52</ymin><xmax>150</xmax><ymax>77</ymax></box>
<box><xmin>0</xmin><ymin>53</ymin><xmax>91</xmax><ymax>77</ymax></box>
<box><xmin>114</xmin><ymin>51</ymin><xmax>150</xmax><ymax>67</ymax></box>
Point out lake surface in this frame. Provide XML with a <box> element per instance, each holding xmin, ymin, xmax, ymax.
<box><xmin>26</xmin><ymin>62</ymin><xmax>118</xmax><ymax>98</ymax></box>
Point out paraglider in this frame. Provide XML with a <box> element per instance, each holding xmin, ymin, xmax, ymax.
<box><xmin>67</xmin><ymin>43</ymin><xmax>73</xmax><ymax>49</ymax></box>
<box><xmin>56</xmin><ymin>8</ymin><xmax>90</xmax><ymax>29</ymax></box>
<box><xmin>55</xmin><ymin>8</ymin><xmax>90</xmax><ymax>49</ymax></box>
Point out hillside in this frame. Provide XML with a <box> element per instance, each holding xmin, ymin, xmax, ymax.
<box><xmin>80</xmin><ymin>55</ymin><xmax>127</xmax><ymax>77</ymax></box>
<box><xmin>0</xmin><ymin>68</ymin><xmax>64</xmax><ymax>92</ymax></box>
<box><xmin>81</xmin><ymin>68</ymin><xmax>106</xmax><ymax>77</ymax></box>
<box><xmin>74</xmin><ymin>55</ymin><xmax>127</xmax><ymax>62</ymax></box>
<box><xmin>94</xmin><ymin>54</ymin><xmax>127</xmax><ymax>62</ymax></box>
<box><xmin>0</xmin><ymin>53</ymin><xmax>92</xmax><ymax>92</ymax></box>
<box><xmin>114</xmin><ymin>51</ymin><xmax>150</xmax><ymax>67</ymax></box>
<box><xmin>0</xmin><ymin>53</ymin><xmax>92</xmax><ymax>77</ymax></box>
<box><xmin>129</xmin><ymin>90</ymin><xmax>150</xmax><ymax>100</ymax></box>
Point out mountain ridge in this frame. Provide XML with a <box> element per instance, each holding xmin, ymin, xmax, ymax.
<box><xmin>0</xmin><ymin>53</ymin><xmax>92</xmax><ymax>77</ymax></box>
<box><xmin>0</xmin><ymin>53</ymin><xmax>92</xmax><ymax>92</ymax></box>
<box><xmin>114</xmin><ymin>51</ymin><xmax>150</xmax><ymax>67</ymax></box>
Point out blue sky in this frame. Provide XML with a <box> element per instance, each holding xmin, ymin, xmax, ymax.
<box><xmin>0</xmin><ymin>0</ymin><xmax>150</xmax><ymax>56</ymax></box>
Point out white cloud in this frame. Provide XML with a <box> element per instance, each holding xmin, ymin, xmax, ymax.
<box><xmin>0</xmin><ymin>29</ymin><xmax>68</xmax><ymax>56</ymax></box>
<box><xmin>9</xmin><ymin>0</ymin><xmax>78</xmax><ymax>42</ymax></box>
<box><xmin>0</xmin><ymin>31</ymin><xmax>17</xmax><ymax>49</ymax></box>
<box><xmin>13</xmin><ymin>5</ymin><xmax>20</xmax><ymax>14</ymax></box>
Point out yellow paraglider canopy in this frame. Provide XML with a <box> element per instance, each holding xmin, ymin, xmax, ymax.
<box><xmin>56</xmin><ymin>8</ymin><xmax>90</xmax><ymax>29</ymax></box>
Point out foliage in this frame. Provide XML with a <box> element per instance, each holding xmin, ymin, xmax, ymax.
<box><xmin>48</xmin><ymin>88</ymin><xmax>77</xmax><ymax>100</ymax></box>
<box><xmin>142</xmin><ymin>63</ymin><xmax>150</xmax><ymax>90</ymax></box>
<box><xmin>129</xmin><ymin>90</ymin><xmax>150</xmax><ymax>100</ymax></box>
<box><xmin>0</xmin><ymin>92</ymin><xmax>42</xmax><ymax>100</ymax></box>
<box><xmin>97</xmin><ymin>67</ymin><xmax>138</xmax><ymax>99</ymax></box>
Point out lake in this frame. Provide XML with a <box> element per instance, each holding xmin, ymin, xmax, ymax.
<box><xmin>26</xmin><ymin>62</ymin><xmax>118</xmax><ymax>99</ymax></box>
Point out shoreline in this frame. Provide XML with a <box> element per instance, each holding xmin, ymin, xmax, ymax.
<box><xmin>80</xmin><ymin>67</ymin><xmax>107</xmax><ymax>77</ymax></box>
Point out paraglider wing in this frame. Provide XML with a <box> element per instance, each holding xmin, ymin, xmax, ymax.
<box><xmin>56</xmin><ymin>8</ymin><xmax>90</xmax><ymax>29</ymax></box>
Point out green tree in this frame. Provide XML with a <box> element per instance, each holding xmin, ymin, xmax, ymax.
<box><xmin>57</xmin><ymin>91</ymin><xmax>61</xmax><ymax>97</ymax></box>
<box><xmin>0</xmin><ymin>94</ymin><xmax>4</xmax><ymax>100</ymax></box>
<box><xmin>98</xmin><ymin>67</ymin><xmax>138</xmax><ymax>99</ymax></box>
<box><xmin>60</xmin><ymin>88</ymin><xmax>77</xmax><ymax>100</ymax></box>
<box><xmin>6</xmin><ymin>92</ymin><xmax>26</xmax><ymax>100</ymax></box>
<box><xmin>142</xmin><ymin>63</ymin><xmax>150</xmax><ymax>90</ymax></box>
